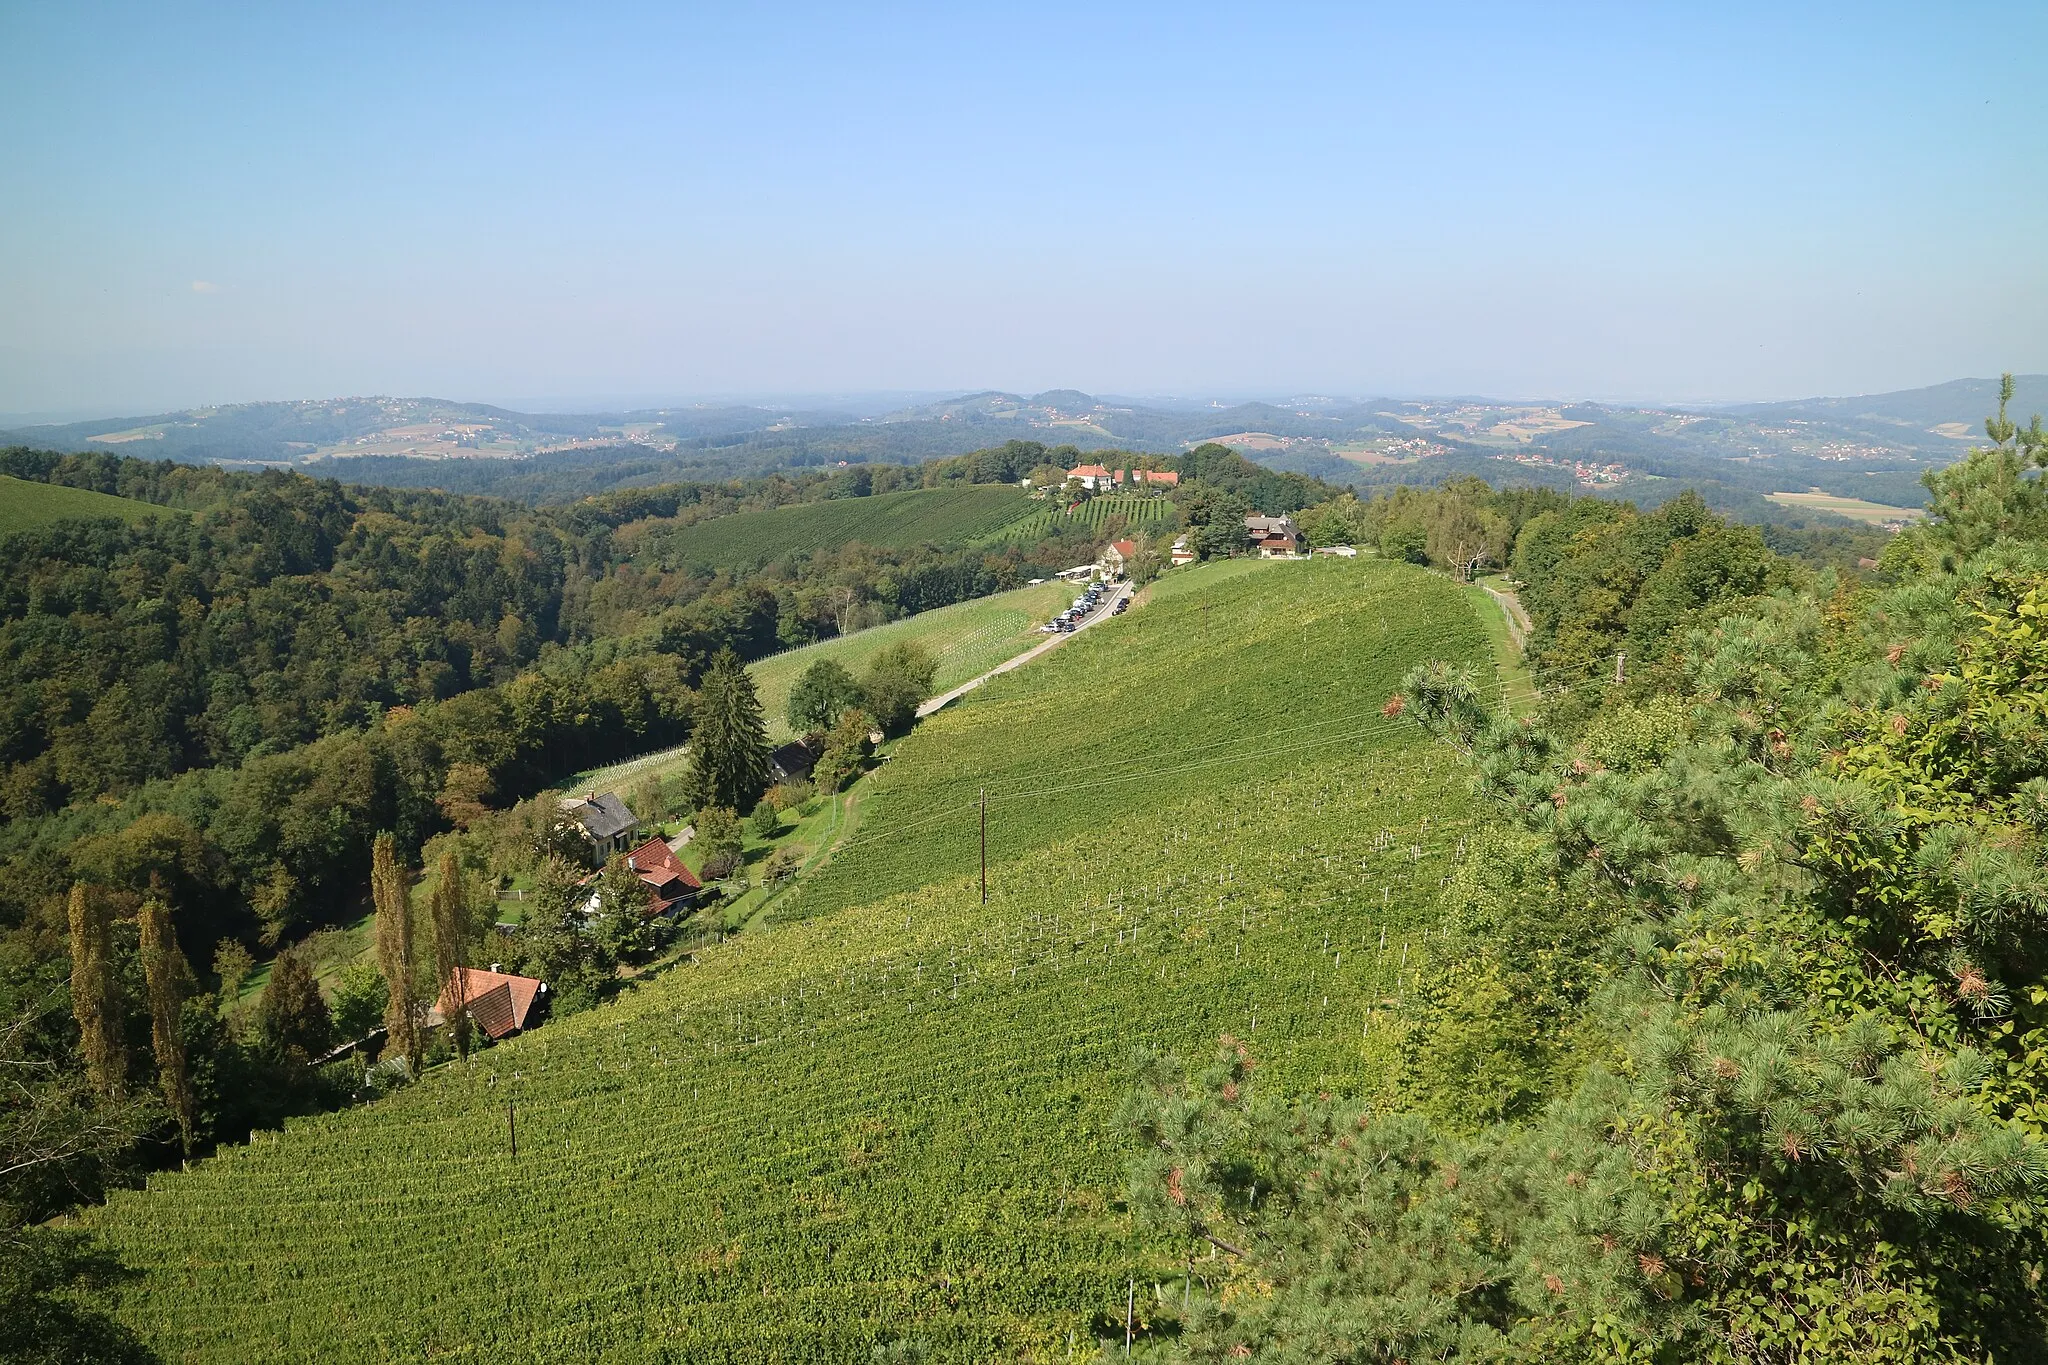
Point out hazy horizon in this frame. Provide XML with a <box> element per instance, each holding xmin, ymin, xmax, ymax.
<box><xmin>4</xmin><ymin>2</ymin><xmax>2044</xmax><ymax>416</ymax></box>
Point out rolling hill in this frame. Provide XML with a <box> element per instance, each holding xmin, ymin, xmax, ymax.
<box><xmin>83</xmin><ymin>557</ymin><xmax>1492</xmax><ymax>1360</ymax></box>
<box><xmin>0</xmin><ymin>471</ymin><xmax>171</xmax><ymax>534</ymax></box>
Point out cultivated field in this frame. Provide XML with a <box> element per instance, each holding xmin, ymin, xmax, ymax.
<box><xmin>86</xmin><ymin>557</ymin><xmax>1489</xmax><ymax>1360</ymax></box>
<box><xmin>0</xmin><ymin>473</ymin><xmax>169</xmax><ymax>535</ymax></box>
<box><xmin>1764</xmin><ymin>490</ymin><xmax>1923</xmax><ymax>523</ymax></box>
<box><xmin>647</xmin><ymin>485</ymin><xmax>1036</xmax><ymax>570</ymax></box>
<box><xmin>985</xmin><ymin>494</ymin><xmax>1175</xmax><ymax>545</ymax></box>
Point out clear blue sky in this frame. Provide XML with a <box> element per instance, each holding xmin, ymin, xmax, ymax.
<box><xmin>2</xmin><ymin>1</ymin><xmax>2043</xmax><ymax>415</ymax></box>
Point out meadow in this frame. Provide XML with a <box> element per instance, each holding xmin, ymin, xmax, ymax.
<box><xmin>1763</xmin><ymin>489</ymin><xmax>1923</xmax><ymax>523</ymax></box>
<box><xmin>0</xmin><ymin>472</ymin><xmax>169</xmax><ymax>534</ymax></box>
<box><xmin>85</xmin><ymin>557</ymin><xmax>1494</xmax><ymax>1360</ymax></box>
<box><xmin>639</xmin><ymin>485</ymin><xmax>1035</xmax><ymax>570</ymax></box>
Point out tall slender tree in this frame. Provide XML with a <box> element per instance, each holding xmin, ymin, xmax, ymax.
<box><xmin>428</xmin><ymin>851</ymin><xmax>473</xmax><ymax>1060</ymax></box>
<box><xmin>137</xmin><ymin>884</ymin><xmax>196</xmax><ymax>1154</ymax></box>
<box><xmin>65</xmin><ymin>883</ymin><xmax>124</xmax><ymax>1099</ymax></box>
<box><xmin>371</xmin><ymin>833</ymin><xmax>422</xmax><ymax>1076</ymax></box>
<box><xmin>683</xmin><ymin>647</ymin><xmax>773</xmax><ymax>813</ymax></box>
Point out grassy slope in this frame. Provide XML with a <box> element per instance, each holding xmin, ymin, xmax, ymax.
<box><xmin>749</xmin><ymin>579</ymin><xmax>1075</xmax><ymax>743</ymax></box>
<box><xmin>88</xmin><ymin>558</ymin><xmax>1489</xmax><ymax>1361</ymax></box>
<box><xmin>647</xmin><ymin>485</ymin><xmax>1034</xmax><ymax>571</ymax></box>
<box><xmin>0</xmin><ymin>473</ymin><xmax>168</xmax><ymax>534</ymax></box>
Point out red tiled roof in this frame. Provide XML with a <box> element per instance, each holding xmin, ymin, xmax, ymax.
<box><xmin>625</xmin><ymin>836</ymin><xmax>701</xmax><ymax>891</ymax></box>
<box><xmin>1067</xmin><ymin>464</ymin><xmax>1112</xmax><ymax>478</ymax></box>
<box><xmin>435</xmin><ymin>967</ymin><xmax>546</xmax><ymax>1040</ymax></box>
<box><xmin>1110</xmin><ymin>539</ymin><xmax>1137</xmax><ymax>557</ymax></box>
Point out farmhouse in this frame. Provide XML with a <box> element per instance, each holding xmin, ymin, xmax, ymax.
<box><xmin>1099</xmin><ymin>538</ymin><xmax>1138</xmax><ymax>575</ymax></box>
<box><xmin>580</xmin><ymin>836</ymin><xmax>704</xmax><ymax>918</ymax></box>
<box><xmin>431</xmin><ymin>966</ymin><xmax>549</xmax><ymax>1041</ymax></box>
<box><xmin>1170</xmin><ymin>535</ymin><xmax>1196</xmax><ymax>566</ymax></box>
<box><xmin>1245</xmin><ymin>514</ymin><xmax>1304</xmax><ymax>558</ymax></box>
<box><xmin>769</xmin><ymin>739</ymin><xmax>817</xmax><ymax>783</ymax></box>
<box><xmin>1113</xmin><ymin>468</ymin><xmax>1179</xmax><ymax>489</ymax></box>
<box><xmin>556</xmin><ymin>791</ymin><xmax>640</xmax><ymax>862</ymax></box>
<box><xmin>1064</xmin><ymin>463</ymin><xmax>1114</xmax><ymax>491</ymax></box>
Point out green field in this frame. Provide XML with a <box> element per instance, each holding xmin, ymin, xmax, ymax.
<box><xmin>643</xmin><ymin>485</ymin><xmax>1036</xmax><ymax>571</ymax></box>
<box><xmin>1763</xmin><ymin>490</ymin><xmax>1923</xmax><ymax>524</ymax></box>
<box><xmin>985</xmin><ymin>493</ymin><xmax>1175</xmax><ymax>545</ymax></box>
<box><xmin>85</xmin><ymin>558</ymin><xmax>1490</xmax><ymax>1360</ymax></box>
<box><xmin>749</xmin><ymin>579</ymin><xmax>1075</xmax><ymax>742</ymax></box>
<box><xmin>0</xmin><ymin>473</ymin><xmax>169</xmax><ymax>535</ymax></box>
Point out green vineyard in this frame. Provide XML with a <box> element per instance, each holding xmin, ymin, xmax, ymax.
<box><xmin>643</xmin><ymin>485</ymin><xmax>1036</xmax><ymax>571</ymax></box>
<box><xmin>87</xmin><ymin>559</ymin><xmax>1493</xmax><ymax>1360</ymax></box>
<box><xmin>982</xmin><ymin>493</ymin><xmax>1175</xmax><ymax>545</ymax></box>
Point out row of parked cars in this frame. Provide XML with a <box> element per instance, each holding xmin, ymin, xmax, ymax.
<box><xmin>1042</xmin><ymin>581</ymin><xmax>1126</xmax><ymax>633</ymax></box>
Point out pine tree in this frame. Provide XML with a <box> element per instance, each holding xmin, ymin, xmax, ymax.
<box><xmin>428</xmin><ymin>851</ymin><xmax>473</xmax><ymax>1060</ymax></box>
<box><xmin>65</xmin><ymin>883</ymin><xmax>124</xmax><ymax>1099</ymax></box>
<box><xmin>371</xmin><ymin>833</ymin><xmax>422</xmax><ymax>1076</ymax></box>
<box><xmin>137</xmin><ymin>886</ymin><xmax>196</xmax><ymax>1155</ymax></box>
<box><xmin>683</xmin><ymin>648</ymin><xmax>772</xmax><ymax>813</ymax></box>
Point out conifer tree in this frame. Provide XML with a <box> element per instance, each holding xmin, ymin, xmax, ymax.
<box><xmin>137</xmin><ymin>886</ymin><xmax>196</xmax><ymax>1154</ymax></box>
<box><xmin>257</xmin><ymin>948</ymin><xmax>330</xmax><ymax>1062</ymax></box>
<box><xmin>65</xmin><ymin>883</ymin><xmax>124</xmax><ymax>1099</ymax></box>
<box><xmin>371</xmin><ymin>833</ymin><xmax>422</xmax><ymax>1076</ymax></box>
<box><xmin>683</xmin><ymin>647</ymin><xmax>772</xmax><ymax>813</ymax></box>
<box><xmin>428</xmin><ymin>850</ymin><xmax>473</xmax><ymax>1060</ymax></box>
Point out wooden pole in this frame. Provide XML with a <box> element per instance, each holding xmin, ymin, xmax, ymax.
<box><xmin>979</xmin><ymin>787</ymin><xmax>988</xmax><ymax>905</ymax></box>
<box><xmin>508</xmin><ymin>1101</ymin><xmax>517</xmax><ymax>1159</ymax></box>
<box><xmin>1125</xmin><ymin>1277</ymin><xmax>1134</xmax><ymax>1353</ymax></box>
<box><xmin>1615</xmin><ymin>651</ymin><xmax>1626</xmax><ymax>686</ymax></box>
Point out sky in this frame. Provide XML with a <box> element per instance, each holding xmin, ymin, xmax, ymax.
<box><xmin>2</xmin><ymin>1</ymin><xmax>2044</xmax><ymax>418</ymax></box>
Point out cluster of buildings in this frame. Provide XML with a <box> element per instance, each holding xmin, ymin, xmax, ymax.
<box><xmin>1060</xmin><ymin>463</ymin><xmax>1181</xmax><ymax>492</ymax></box>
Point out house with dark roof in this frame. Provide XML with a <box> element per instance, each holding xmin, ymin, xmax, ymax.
<box><xmin>557</xmin><ymin>791</ymin><xmax>640</xmax><ymax>862</ymax></box>
<box><xmin>1244</xmin><ymin>514</ymin><xmax>1304</xmax><ymax>558</ymax></box>
<box><xmin>431</xmin><ymin>966</ymin><xmax>549</xmax><ymax>1041</ymax></box>
<box><xmin>769</xmin><ymin>739</ymin><xmax>816</xmax><ymax>783</ymax></box>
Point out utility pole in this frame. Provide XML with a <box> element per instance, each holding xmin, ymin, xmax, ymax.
<box><xmin>507</xmin><ymin>1101</ymin><xmax>517</xmax><ymax>1159</ymax></box>
<box><xmin>1126</xmin><ymin>1278</ymin><xmax>1134</xmax><ymax>1353</ymax></box>
<box><xmin>979</xmin><ymin>788</ymin><xmax>988</xmax><ymax>905</ymax></box>
<box><xmin>1615</xmin><ymin>651</ymin><xmax>1626</xmax><ymax>686</ymax></box>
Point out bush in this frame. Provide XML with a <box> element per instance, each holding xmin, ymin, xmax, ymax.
<box><xmin>749</xmin><ymin>800</ymin><xmax>781</xmax><ymax>839</ymax></box>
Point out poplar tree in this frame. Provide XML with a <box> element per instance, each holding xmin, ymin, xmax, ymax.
<box><xmin>65</xmin><ymin>883</ymin><xmax>124</xmax><ymax>1099</ymax></box>
<box><xmin>683</xmin><ymin>648</ymin><xmax>772</xmax><ymax>814</ymax></box>
<box><xmin>138</xmin><ymin>887</ymin><xmax>196</xmax><ymax>1154</ymax></box>
<box><xmin>371</xmin><ymin>833</ymin><xmax>422</xmax><ymax>1076</ymax></box>
<box><xmin>428</xmin><ymin>850</ymin><xmax>473</xmax><ymax>1060</ymax></box>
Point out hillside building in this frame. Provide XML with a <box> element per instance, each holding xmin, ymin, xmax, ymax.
<box><xmin>1244</xmin><ymin>514</ymin><xmax>1304</xmax><ymax>557</ymax></box>
<box><xmin>1064</xmin><ymin>463</ymin><xmax>1114</xmax><ymax>491</ymax></box>
<box><xmin>557</xmin><ymin>791</ymin><xmax>641</xmax><ymax>862</ymax></box>
<box><xmin>431</xmin><ymin>966</ymin><xmax>549</xmax><ymax>1041</ymax></box>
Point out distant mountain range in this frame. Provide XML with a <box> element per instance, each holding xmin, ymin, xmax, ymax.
<box><xmin>5</xmin><ymin>378</ymin><xmax>2041</xmax><ymax>522</ymax></box>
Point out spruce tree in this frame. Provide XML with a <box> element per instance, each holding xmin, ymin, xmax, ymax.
<box><xmin>65</xmin><ymin>883</ymin><xmax>124</xmax><ymax>1099</ymax></box>
<box><xmin>137</xmin><ymin>887</ymin><xmax>196</xmax><ymax>1154</ymax></box>
<box><xmin>684</xmin><ymin>648</ymin><xmax>772</xmax><ymax>813</ymax></box>
<box><xmin>428</xmin><ymin>851</ymin><xmax>473</xmax><ymax>1060</ymax></box>
<box><xmin>371</xmin><ymin>833</ymin><xmax>422</xmax><ymax>1076</ymax></box>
